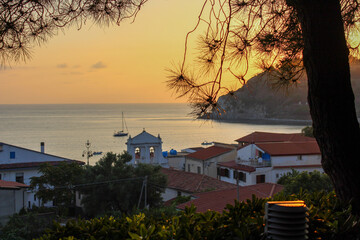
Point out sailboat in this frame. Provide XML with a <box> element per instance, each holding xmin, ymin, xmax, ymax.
<box><xmin>113</xmin><ymin>112</ymin><xmax>128</xmax><ymax>137</ymax></box>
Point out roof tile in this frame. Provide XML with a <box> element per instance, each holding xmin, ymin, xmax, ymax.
<box><xmin>236</xmin><ymin>132</ymin><xmax>315</xmax><ymax>143</ymax></box>
<box><xmin>257</xmin><ymin>141</ymin><xmax>320</xmax><ymax>156</ymax></box>
<box><xmin>0</xmin><ymin>160</ymin><xmax>84</xmax><ymax>170</ymax></box>
<box><xmin>218</xmin><ymin>161</ymin><xmax>257</xmax><ymax>172</ymax></box>
<box><xmin>160</xmin><ymin>168</ymin><xmax>236</xmax><ymax>193</ymax></box>
<box><xmin>177</xmin><ymin>183</ymin><xmax>283</xmax><ymax>212</ymax></box>
<box><xmin>0</xmin><ymin>180</ymin><xmax>29</xmax><ymax>189</ymax></box>
<box><xmin>186</xmin><ymin>146</ymin><xmax>233</xmax><ymax>161</ymax></box>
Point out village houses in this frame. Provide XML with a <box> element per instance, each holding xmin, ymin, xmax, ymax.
<box><xmin>0</xmin><ymin>142</ymin><xmax>84</xmax><ymax>214</ymax></box>
<box><xmin>217</xmin><ymin>132</ymin><xmax>323</xmax><ymax>186</ymax></box>
<box><xmin>185</xmin><ymin>143</ymin><xmax>237</xmax><ymax>178</ymax></box>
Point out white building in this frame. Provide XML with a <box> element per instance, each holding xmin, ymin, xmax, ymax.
<box><xmin>0</xmin><ymin>142</ymin><xmax>84</xmax><ymax>208</ymax></box>
<box><xmin>185</xmin><ymin>144</ymin><xmax>237</xmax><ymax>178</ymax></box>
<box><xmin>0</xmin><ymin>180</ymin><xmax>29</xmax><ymax>224</ymax></box>
<box><xmin>126</xmin><ymin>129</ymin><xmax>168</xmax><ymax>167</ymax></box>
<box><xmin>217</xmin><ymin>132</ymin><xmax>323</xmax><ymax>186</ymax></box>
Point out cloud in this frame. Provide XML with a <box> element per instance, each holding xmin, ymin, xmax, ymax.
<box><xmin>57</xmin><ymin>63</ymin><xmax>68</xmax><ymax>68</ymax></box>
<box><xmin>91</xmin><ymin>61</ymin><xmax>107</xmax><ymax>69</ymax></box>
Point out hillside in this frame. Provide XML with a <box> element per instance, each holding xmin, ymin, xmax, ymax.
<box><xmin>212</xmin><ymin>71</ymin><xmax>360</xmax><ymax>122</ymax></box>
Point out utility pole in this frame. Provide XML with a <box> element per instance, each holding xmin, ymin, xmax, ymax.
<box><xmin>144</xmin><ymin>176</ymin><xmax>148</xmax><ymax>209</ymax></box>
<box><xmin>137</xmin><ymin>176</ymin><xmax>148</xmax><ymax>209</ymax></box>
<box><xmin>82</xmin><ymin>140</ymin><xmax>93</xmax><ymax>165</ymax></box>
<box><xmin>236</xmin><ymin>175</ymin><xmax>239</xmax><ymax>201</ymax></box>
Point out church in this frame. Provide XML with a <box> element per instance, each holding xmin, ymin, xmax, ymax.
<box><xmin>126</xmin><ymin>129</ymin><xmax>168</xmax><ymax>167</ymax></box>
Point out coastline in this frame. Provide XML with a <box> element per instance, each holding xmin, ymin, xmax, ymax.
<box><xmin>206</xmin><ymin>117</ymin><xmax>312</xmax><ymax>126</ymax></box>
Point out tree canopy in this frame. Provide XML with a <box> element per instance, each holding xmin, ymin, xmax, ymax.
<box><xmin>277</xmin><ymin>169</ymin><xmax>333</xmax><ymax>195</ymax></box>
<box><xmin>30</xmin><ymin>161</ymin><xmax>84</xmax><ymax>208</ymax></box>
<box><xmin>78</xmin><ymin>152</ymin><xmax>167</xmax><ymax>216</ymax></box>
<box><xmin>31</xmin><ymin>152</ymin><xmax>167</xmax><ymax>217</ymax></box>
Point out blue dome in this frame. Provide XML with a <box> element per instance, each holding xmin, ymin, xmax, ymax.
<box><xmin>162</xmin><ymin>151</ymin><xmax>168</xmax><ymax>157</ymax></box>
<box><xmin>169</xmin><ymin>149</ymin><xmax>177</xmax><ymax>155</ymax></box>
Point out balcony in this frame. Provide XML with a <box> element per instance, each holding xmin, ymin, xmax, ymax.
<box><xmin>237</xmin><ymin>157</ymin><xmax>271</xmax><ymax>167</ymax></box>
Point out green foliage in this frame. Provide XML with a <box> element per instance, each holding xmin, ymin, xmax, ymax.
<box><xmin>30</xmin><ymin>162</ymin><xmax>84</xmax><ymax>214</ymax></box>
<box><xmin>78</xmin><ymin>152</ymin><xmax>167</xmax><ymax>216</ymax></box>
<box><xmin>0</xmin><ymin>211</ymin><xmax>56</xmax><ymax>240</ymax></box>
<box><xmin>277</xmin><ymin>169</ymin><xmax>334</xmax><ymax>194</ymax></box>
<box><xmin>35</xmin><ymin>192</ymin><xmax>360</xmax><ymax>240</ymax></box>
<box><xmin>301</xmin><ymin>125</ymin><xmax>314</xmax><ymax>137</ymax></box>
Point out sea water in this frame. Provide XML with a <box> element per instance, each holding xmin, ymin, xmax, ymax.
<box><xmin>0</xmin><ymin>103</ymin><xmax>306</xmax><ymax>165</ymax></box>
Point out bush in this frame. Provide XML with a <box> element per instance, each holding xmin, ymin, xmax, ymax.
<box><xmin>0</xmin><ymin>211</ymin><xmax>57</xmax><ymax>240</ymax></box>
<box><xmin>34</xmin><ymin>191</ymin><xmax>360</xmax><ymax>240</ymax></box>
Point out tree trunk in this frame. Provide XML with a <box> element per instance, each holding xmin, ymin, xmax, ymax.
<box><xmin>294</xmin><ymin>0</ymin><xmax>360</xmax><ymax>214</ymax></box>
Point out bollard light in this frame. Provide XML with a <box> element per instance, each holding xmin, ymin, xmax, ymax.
<box><xmin>265</xmin><ymin>201</ymin><xmax>308</xmax><ymax>240</ymax></box>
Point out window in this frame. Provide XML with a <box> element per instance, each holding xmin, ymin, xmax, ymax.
<box><xmin>188</xmin><ymin>164</ymin><xmax>190</xmax><ymax>172</ymax></box>
<box><xmin>0</xmin><ymin>173</ymin><xmax>2</xmax><ymax>180</ymax></box>
<box><xmin>197</xmin><ymin>166</ymin><xmax>201</xmax><ymax>174</ymax></box>
<box><xmin>135</xmin><ymin>148</ymin><xmax>141</xmax><ymax>159</ymax></box>
<box><xmin>78</xmin><ymin>192</ymin><xmax>81</xmax><ymax>200</ymax></box>
<box><xmin>256</xmin><ymin>174</ymin><xmax>265</xmax><ymax>184</ymax></box>
<box><xmin>34</xmin><ymin>195</ymin><xmax>36</xmax><ymax>201</ymax></box>
<box><xmin>239</xmin><ymin>172</ymin><xmax>246</xmax><ymax>182</ymax></box>
<box><xmin>150</xmin><ymin>147</ymin><xmax>155</xmax><ymax>158</ymax></box>
<box><xmin>297</xmin><ymin>155</ymin><xmax>303</xmax><ymax>160</ymax></box>
<box><xmin>234</xmin><ymin>171</ymin><xmax>246</xmax><ymax>182</ymax></box>
<box><xmin>276</xmin><ymin>173</ymin><xmax>279</xmax><ymax>178</ymax></box>
<box><xmin>10</xmin><ymin>151</ymin><xmax>15</xmax><ymax>159</ymax></box>
<box><xmin>224</xmin><ymin>169</ymin><xmax>230</xmax><ymax>178</ymax></box>
<box><xmin>16</xmin><ymin>172</ymin><xmax>24</xmax><ymax>183</ymax></box>
<box><xmin>218</xmin><ymin>168</ymin><xmax>229</xmax><ymax>177</ymax></box>
<box><xmin>177</xmin><ymin>191</ymin><xmax>182</xmax><ymax>197</ymax></box>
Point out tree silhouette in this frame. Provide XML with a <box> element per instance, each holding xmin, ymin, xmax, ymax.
<box><xmin>0</xmin><ymin>0</ymin><xmax>147</xmax><ymax>64</ymax></box>
<box><xmin>167</xmin><ymin>0</ymin><xmax>360</xmax><ymax>215</ymax></box>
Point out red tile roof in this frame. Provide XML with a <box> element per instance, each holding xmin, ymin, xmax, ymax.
<box><xmin>188</xmin><ymin>147</ymin><xmax>205</xmax><ymax>151</ymax></box>
<box><xmin>273</xmin><ymin>164</ymin><xmax>322</xmax><ymax>169</ymax></box>
<box><xmin>256</xmin><ymin>141</ymin><xmax>320</xmax><ymax>156</ymax></box>
<box><xmin>177</xmin><ymin>183</ymin><xmax>283</xmax><ymax>213</ymax></box>
<box><xmin>0</xmin><ymin>160</ymin><xmax>85</xmax><ymax>170</ymax></box>
<box><xmin>218</xmin><ymin>160</ymin><xmax>257</xmax><ymax>172</ymax></box>
<box><xmin>186</xmin><ymin>146</ymin><xmax>233</xmax><ymax>161</ymax></box>
<box><xmin>160</xmin><ymin>168</ymin><xmax>236</xmax><ymax>193</ymax></box>
<box><xmin>235</xmin><ymin>131</ymin><xmax>315</xmax><ymax>143</ymax></box>
<box><xmin>0</xmin><ymin>180</ymin><xmax>29</xmax><ymax>189</ymax></box>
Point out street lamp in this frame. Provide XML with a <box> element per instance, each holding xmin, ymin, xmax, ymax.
<box><xmin>82</xmin><ymin>140</ymin><xmax>93</xmax><ymax>165</ymax></box>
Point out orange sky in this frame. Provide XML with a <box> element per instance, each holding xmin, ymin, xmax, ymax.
<box><xmin>0</xmin><ymin>0</ymin><xmax>211</xmax><ymax>104</ymax></box>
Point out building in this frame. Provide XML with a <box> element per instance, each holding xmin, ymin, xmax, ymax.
<box><xmin>126</xmin><ymin>129</ymin><xmax>168</xmax><ymax>167</ymax></box>
<box><xmin>165</xmin><ymin>147</ymin><xmax>204</xmax><ymax>171</ymax></box>
<box><xmin>0</xmin><ymin>180</ymin><xmax>30</xmax><ymax>224</ymax></box>
<box><xmin>0</xmin><ymin>142</ymin><xmax>84</xmax><ymax>208</ymax></box>
<box><xmin>235</xmin><ymin>131</ymin><xmax>315</xmax><ymax>146</ymax></box>
<box><xmin>217</xmin><ymin>132</ymin><xmax>322</xmax><ymax>186</ymax></box>
<box><xmin>176</xmin><ymin>183</ymin><xmax>283</xmax><ymax>213</ymax></box>
<box><xmin>185</xmin><ymin>144</ymin><xmax>236</xmax><ymax>178</ymax></box>
<box><xmin>160</xmin><ymin>168</ymin><xmax>236</xmax><ymax>202</ymax></box>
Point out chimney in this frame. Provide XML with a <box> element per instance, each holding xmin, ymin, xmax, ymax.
<box><xmin>40</xmin><ymin>142</ymin><xmax>45</xmax><ymax>153</ymax></box>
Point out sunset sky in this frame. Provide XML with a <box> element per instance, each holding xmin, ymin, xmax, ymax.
<box><xmin>1</xmin><ymin>0</ymin><xmax>360</xmax><ymax>105</ymax></box>
<box><xmin>0</xmin><ymin>0</ymin><xmax>210</xmax><ymax>104</ymax></box>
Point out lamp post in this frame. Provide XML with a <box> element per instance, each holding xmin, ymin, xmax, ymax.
<box><xmin>82</xmin><ymin>140</ymin><xmax>93</xmax><ymax>165</ymax></box>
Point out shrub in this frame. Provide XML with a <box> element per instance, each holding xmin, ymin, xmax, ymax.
<box><xmin>32</xmin><ymin>191</ymin><xmax>360</xmax><ymax>240</ymax></box>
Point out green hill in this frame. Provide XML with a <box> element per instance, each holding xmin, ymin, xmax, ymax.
<box><xmin>214</xmin><ymin>71</ymin><xmax>360</xmax><ymax>122</ymax></box>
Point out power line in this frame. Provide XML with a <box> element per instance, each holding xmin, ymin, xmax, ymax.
<box><xmin>52</xmin><ymin>176</ymin><xmax>145</xmax><ymax>189</ymax></box>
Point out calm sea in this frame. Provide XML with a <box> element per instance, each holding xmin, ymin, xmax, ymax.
<box><xmin>0</xmin><ymin>103</ymin><xmax>306</xmax><ymax>165</ymax></box>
